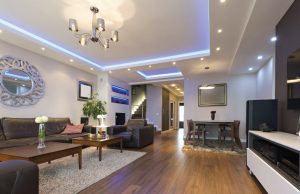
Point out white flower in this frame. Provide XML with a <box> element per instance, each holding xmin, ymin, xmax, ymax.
<box><xmin>35</xmin><ymin>116</ymin><xmax>48</xmax><ymax>123</ymax></box>
<box><xmin>41</xmin><ymin>116</ymin><xmax>48</xmax><ymax>123</ymax></box>
<box><xmin>35</xmin><ymin>117</ymin><xmax>42</xmax><ymax>123</ymax></box>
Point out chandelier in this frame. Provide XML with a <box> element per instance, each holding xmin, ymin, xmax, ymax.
<box><xmin>68</xmin><ymin>6</ymin><xmax>119</xmax><ymax>48</ymax></box>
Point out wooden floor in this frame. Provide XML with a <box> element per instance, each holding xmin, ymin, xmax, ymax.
<box><xmin>80</xmin><ymin>129</ymin><xmax>264</xmax><ymax>194</ymax></box>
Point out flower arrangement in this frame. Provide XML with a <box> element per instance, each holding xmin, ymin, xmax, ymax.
<box><xmin>35</xmin><ymin>116</ymin><xmax>48</xmax><ymax>149</ymax></box>
<box><xmin>35</xmin><ymin>116</ymin><xmax>48</xmax><ymax>124</ymax></box>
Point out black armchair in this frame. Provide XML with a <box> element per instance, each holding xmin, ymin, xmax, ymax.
<box><xmin>107</xmin><ymin>119</ymin><xmax>154</xmax><ymax>148</ymax></box>
<box><xmin>0</xmin><ymin>160</ymin><xmax>39</xmax><ymax>194</ymax></box>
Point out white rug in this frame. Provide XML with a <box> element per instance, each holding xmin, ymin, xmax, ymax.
<box><xmin>39</xmin><ymin>147</ymin><xmax>146</xmax><ymax>194</ymax></box>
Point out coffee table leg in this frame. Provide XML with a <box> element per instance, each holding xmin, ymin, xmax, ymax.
<box><xmin>78</xmin><ymin>149</ymin><xmax>82</xmax><ymax>170</ymax></box>
<box><xmin>120</xmin><ymin>139</ymin><xmax>123</xmax><ymax>153</ymax></box>
<box><xmin>99</xmin><ymin>146</ymin><xmax>102</xmax><ymax>161</ymax></box>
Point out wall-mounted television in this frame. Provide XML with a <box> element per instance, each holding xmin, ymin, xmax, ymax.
<box><xmin>287</xmin><ymin>48</ymin><xmax>300</xmax><ymax>109</ymax></box>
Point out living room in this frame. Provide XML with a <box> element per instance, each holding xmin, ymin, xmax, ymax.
<box><xmin>0</xmin><ymin>0</ymin><xmax>300</xmax><ymax>194</ymax></box>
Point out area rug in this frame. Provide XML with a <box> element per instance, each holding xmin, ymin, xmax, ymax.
<box><xmin>39</xmin><ymin>147</ymin><xmax>146</xmax><ymax>194</ymax></box>
<box><xmin>182</xmin><ymin>139</ymin><xmax>246</xmax><ymax>155</ymax></box>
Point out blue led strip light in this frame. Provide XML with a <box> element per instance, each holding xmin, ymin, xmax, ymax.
<box><xmin>111</xmin><ymin>96</ymin><xmax>129</xmax><ymax>105</ymax></box>
<box><xmin>0</xmin><ymin>18</ymin><xmax>102</xmax><ymax>69</ymax></box>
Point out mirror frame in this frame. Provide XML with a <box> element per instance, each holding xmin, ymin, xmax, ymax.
<box><xmin>198</xmin><ymin>83</ymin><xmax>227</xmax><ymax>107</ymax></box>
<box><xmin>0</xmin><ymin>56</ymin><xmax>45</xmax><ymax>107</ymax></box>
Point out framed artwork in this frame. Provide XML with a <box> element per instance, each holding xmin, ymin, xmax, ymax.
<box><xmin>198</xmin><ymin>83</ymin><xmax>227</xmax><ymax>107</ymax></box>
<box><xmin>78</xmin><ymin>81</ymin><xmax>93</xmax><ymax>101</ymax></box>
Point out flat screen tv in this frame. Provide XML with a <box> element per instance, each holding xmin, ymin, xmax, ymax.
<box><xmin>287</xmin><ymin>48</ymin><xmax>300</xmax><ymax>109</ymax></box>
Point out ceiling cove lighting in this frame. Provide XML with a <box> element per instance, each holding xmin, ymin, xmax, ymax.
<box><xmin>136</xmin><ymin>71</ymin><xmax>183</xmax><ymax>80</ymax></box>
<box><xmin>68</xmin><ymin>6</ymin><xmax>119</xmax><ymax>48</ymax></box>
<box><xmin>257</xmin><ymin>55</ymin><xmax>263</xmax><ymax>60</ymax></box>
<box><xmin>0</xmin><ymin>20</ymin><xmax>210</xmax><ymax>71</ymax></box>
<box><xmin>103</xmin><ymin>49</ymin><xmax>210</xmax><ymax>70</ymax></box>
<box><xmin>0</xmin><ymin>18</ymin><xmax>101</xmax><ymax>69</ymax></box>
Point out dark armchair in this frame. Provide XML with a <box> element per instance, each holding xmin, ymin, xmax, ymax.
<box><xmin>107</xmin><ymin>119</ymin><xmax>154</xmax><ymax>148</ymax></box>
<box><xmin>0</xmin><ymin>160</ymin><xmax>39</xmax><ymax>194</ymax></box>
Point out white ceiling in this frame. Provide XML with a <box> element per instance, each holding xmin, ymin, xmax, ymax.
<box><xmin>0</xmin><ymin>0</ymin><xmax>209</xmax><ymax>70</ymax></box>
<box><xmin>0</xmin><ymin>0</ymin><xmax>295</xmax><ymax>85</ymax></box>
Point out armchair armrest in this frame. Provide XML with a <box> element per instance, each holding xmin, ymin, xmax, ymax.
<box><xmin>132</xmin><ymin>125</ymin><xmax>154</xmax><ymax>148</ymax></box>
<box><xmin>107</xmin><ymin>125</ymin><xmax>127</xmax><ymax>135</ymax></box>
<box><xmin>0</xmin><ymin>160</ymin><xmax>39</xmax><ymax>194</ymax></box>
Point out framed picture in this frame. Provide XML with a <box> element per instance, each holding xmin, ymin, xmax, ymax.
<box><xmin>198</xmin><ymin>83</ymin><xmax>227</xmax><ymax>107</ymax></box>
<box><xmin>78</xmin><ymin>81</ymin><xmax>93</xmax><ymax>101</ymax></box>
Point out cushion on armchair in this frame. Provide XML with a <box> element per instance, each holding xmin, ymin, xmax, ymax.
<box><xmin>127</xmin><ymin>119</ymin><xmax>146</xmax><ymax>131</ymax></box>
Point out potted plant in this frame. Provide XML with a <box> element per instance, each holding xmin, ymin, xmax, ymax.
<box><xmin>82</xmin><ymin>94</ymin><xmax>107</xmax><ymax>125</ymax></box>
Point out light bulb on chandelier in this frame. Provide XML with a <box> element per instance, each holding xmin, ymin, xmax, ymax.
<box><xmin>68</xmin><ymin>6</ymin><xmax>119</xmax><ymax>48</ymax></box>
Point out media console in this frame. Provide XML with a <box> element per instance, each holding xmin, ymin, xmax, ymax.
<box><xmin>247</xmin><ymin>131</ymin><xmax>300</xmax><ymax>194</ymax></box>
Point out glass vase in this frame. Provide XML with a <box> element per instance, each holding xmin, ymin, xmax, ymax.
<box><xmin>37</xmin><ymin>123</ymin><xmax>46</xmax><ymax>149</ymax></box>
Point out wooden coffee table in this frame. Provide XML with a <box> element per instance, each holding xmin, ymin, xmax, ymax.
<box><xmin>0</xmin><ymin>142</ymin><xmax>82</xmax><ymax>169</ymax></box>
<box><xmin>72</xmin><ymin>135</ymin><xmax>122</xmax><ymax>161</ymax></box>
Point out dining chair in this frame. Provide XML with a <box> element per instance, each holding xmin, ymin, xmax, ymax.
<box><xmin>185</xmin><ymin>119</ymin><xmax>206</xmax><ymax>145</ymax></box>
<box><xmin>218</xmin><ymin>120</ymin><xmax>240</xmax><ymax>150</ymax></box>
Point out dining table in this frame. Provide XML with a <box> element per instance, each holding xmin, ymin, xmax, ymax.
<box><xmin>193</xmin><ymin>120</ymin><xmax>242</xmax><ymax>149</ymax></box>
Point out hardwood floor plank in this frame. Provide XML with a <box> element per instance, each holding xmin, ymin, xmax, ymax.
<box><xmin>79</xmin><ymin>129</ymin><xmax>264</xmax><ymax>194</ymax></box>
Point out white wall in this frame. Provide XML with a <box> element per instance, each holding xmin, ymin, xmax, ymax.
<box><xmin>0</xmin><ymin>40</ymin><xmax>97</xmax><ymax>124</ymax></box>
<box><xmin>184</xmin><ymin>74</ymin><xmax>257</xmax><ymax>141</ymax></box>
<box><xmin>256</xmin><ymin>57</ymin><xmax>275</xmax><ymax>99</ymax></box>
<box><xmin>97</xmin><ymin>72</ymin><xmax>130</xmax><ymax>126</ymax></box>
<box><xmin>146</xmin><ymin>84</ymin><xmax>162</xmax><ymax>131</ymax></box>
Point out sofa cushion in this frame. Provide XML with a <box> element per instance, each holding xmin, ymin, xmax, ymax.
<box><xmin>118</xmin><ymin>131</ymin><xmax>132</xmax><ymax>142</ymax></box>
<box><xmin>45</xmin><ymin>118</ymin><xmax>71</xmax><ymax>135</ymax></box>
<box><xmin>61</xmin><ymin>124</ymin><xmax>84</xmax><ymax>134</ymax></box>
<box><xmin>46</xmin><ymin>133</ymin><xmax>88</xmax><ymax>143</ymax></box>
<box><xmin>127</xmin><ymin>119</ymin><xmax>146</xmax><ymax>131</ymax></box>
<box><xmin>1</xmin><ymin>118</ymin><xmax>38</xmax><ymax>140</ymax></box>
<box><xmin>0</xmin><ymin>137</ymin><xmax>38</xmax><ymax>149</ymax></box>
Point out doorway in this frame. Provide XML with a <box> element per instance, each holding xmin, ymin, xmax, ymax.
<box><xmin>179</xmin><ymin>102</ymin><xmax>184</xmax><ymax>128</ymax></box>
<box><xmin>170</xmin><ymin>101</ymin><xmax>175</xmax><ymax>129</ymax></box>
<box><xmin>162</xmin><ymin>88</ymin><xmax>170</xmax><ymax>131</ymax></box>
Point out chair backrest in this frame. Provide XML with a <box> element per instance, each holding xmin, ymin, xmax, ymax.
<box><xmin>233</xmin><ymin>120</ymin><xmax>240</xmax><ymax>130</ymax></box>
<box><xmin>187</xmin><ymin>119</ymin><xmax>194</xmax><ymax>132</ymax></box>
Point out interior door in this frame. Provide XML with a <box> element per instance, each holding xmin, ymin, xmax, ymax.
<box><xmin>162</xmin><ymin>89</ymin><xmax>170</xmax><ymax>131</ymax></box>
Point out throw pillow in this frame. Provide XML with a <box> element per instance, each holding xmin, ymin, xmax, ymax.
<box><xmin>61</xmin><ymin>124</ymin><xmax>84</xmax><ymax>134</ymax></box>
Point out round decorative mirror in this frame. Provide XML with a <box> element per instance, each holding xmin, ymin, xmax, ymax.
<box><xmin>1</xmin><ymin>69</ymin><xmax>34</xmax><ymax>96</ymax></box>
<box><xmin>0</xmin><ymin>56</ymin><xmax>45</xmax><ymax>107</ymax></box>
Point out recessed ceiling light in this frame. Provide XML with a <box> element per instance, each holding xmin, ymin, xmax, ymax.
<box><xmin>128</xmin><ymin>68</ymin><xmax>131</xmax><ymax>71</ymax></box>
<box><xmin>14</xmin><ymin>78</ymin><xmax>18</xmax><ymax>81</ymax></box>
<box><xmin>69</xmin><ymin>59</ymin><xmax>74</xmax><ymax>62</ymax></box>
<box><xmin>220</xmin><ymin>0</ymin><xmax>226</xmax><ymax>3</ymax></box>
<box><xmin>109</xmin><ymin>70</ymin><xmax>112</xmax><ymax>74</ymax></box>
<box><xmin>180</xmin><ymin>91</ymin><xmax>184</xmax><ymax>94</ymax></box>
<box><xmin>270</xmin><ymin>36</ymin><xmax>277</xmax><ymax>42</ymax></box>
<box><xmin>217</xmin><ymin>29</ymin><xmax>222</xmax><ymax>33</ymax></box>
<box><xmin>22</xmin><ymin>84</ymin><xmax>26</xmax><ymax>87</ymax></box>
<box><xmin>176</xmin><ymin>88</ymin><xmax>180</xmax><ymax>91</ymax></box>
<box><xmin>41</xmin><ymin>47</ymin><xmax>45</xmax><ymax>51</ymax></box>
<box><xmin>257</xmin><ymin>55</ymin><xmax>263</xmax><ymax>60</ymax></box>
<box><xmin>248</xmin><ymin>67</ymin><xmax>253</xmax><ymax>71</ymax></box>
<box><xmin>172</xmin><ymin>62</ymin><xmax>176</xmax><ymax>65</ymax></box>
<box><xmin>205</xmin><ymin>66</ymin><xmax>210</xmax><ymax>70</ymax></box>
<box><xmin>90</xmin><ymin>67</ymin><xmax>94</xmax><ymax>71</ymax></box>
<box><xmin>149</xmin><ymin>65</ymin><xmax>152</xmax><ymax>68</ymax></box>
<box><xmin>171</xmin><ymin>84</ymin><xmax>176</xmax><ymax>87</ymax></box>
<box><xmin>0</xmin><ymin>29</ymin><xmax>2</xmax><ymax>33</ymax></box>
<box><xmin>216</xmin><ymin>47</ymin><xmax>221</xmax><ymax>51</ymax></box>
<box><xmin>200</xmin><ymin>58</ymin><xmax>204</xmax><ymax>61</ymax></box>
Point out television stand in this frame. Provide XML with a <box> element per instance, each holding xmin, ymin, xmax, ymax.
<box><xmin>248</xmin><ymin>131</ymin><xmax>300</xmax><ymax>194</ymax></box>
